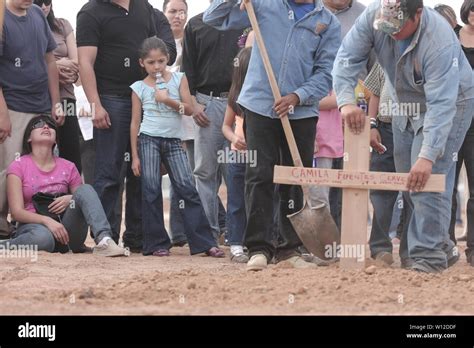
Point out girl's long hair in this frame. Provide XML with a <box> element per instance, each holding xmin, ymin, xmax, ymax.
<box><xmin>33</xmin><ymin>0</ymin><xmax>60</xmax><ymax>33</ymax></box>
<box><xmin>228</xmin><ymin>47</ymin><xmax>252</xmax><ymax>116</ymax></box>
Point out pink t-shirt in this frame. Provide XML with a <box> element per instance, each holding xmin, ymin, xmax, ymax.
<box><xmin>315</xmin><ymin>107</ymin><xmax>344</xmax><ymax>159</ymax></box>
<box><xmin>7</xmin><ymin>155</ymin><xmax>82</xmax><ymax>213</ymax></box>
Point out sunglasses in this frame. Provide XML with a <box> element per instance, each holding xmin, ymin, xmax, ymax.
<box><xmin>31</xmin><ymin>119</ymin><xmax>57</xmax><ymax>131</ymax></box>
<box><xmin>35</xmin><ymin>0</ymin><xmax>52</xmax><ymax>6</ymax></box>
<box><xmin>471</xmin><ymin>4</ymin><xmax>474</xmax><ymax>12</ymax></box>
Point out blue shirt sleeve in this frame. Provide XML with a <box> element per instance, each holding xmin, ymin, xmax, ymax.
<box><xmin>130</xmin><ymin>81</ymin><xmax>144</xmax><ymax>101</ymax></box>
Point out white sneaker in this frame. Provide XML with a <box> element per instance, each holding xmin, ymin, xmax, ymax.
<box><xmin>93</xmin><ymin>238</ymin><xmax>128</xmax><ymax>257</ymax></box>
<box><xmin>246</xmin><ymin>254</ymin><xmax>267</xmax><ymax>272</ymax></box>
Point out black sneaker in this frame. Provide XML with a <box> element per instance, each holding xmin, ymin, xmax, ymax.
<box><xmin>171</xmin><ymin>240</ymin><xmax>188</xmax><ymax>248</ymax></box>
<box><xmin>447</xmin><ymin>246</ymin><xmax>460</xmax><ymax>268</ymax></box>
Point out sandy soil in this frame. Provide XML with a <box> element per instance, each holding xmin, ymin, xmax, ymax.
<box><xmin>1</xmin><ymin>232</ymin><xmax>473</xmax><ymax>316</ymax></box>
<box><xmin>1</xmin><ymin>184</ymin><xmax>473</xmax><ymax>316</ymax></box>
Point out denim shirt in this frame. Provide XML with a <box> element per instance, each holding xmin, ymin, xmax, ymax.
<box><xmin>332</xmin><ymin>2</ymin><xmax>474</xmax><ymax>163</ymax></box>
<box><xmin>203</xmin><ymin>0</ymin><xmax>341</xmax><ymax>119</ymax></box>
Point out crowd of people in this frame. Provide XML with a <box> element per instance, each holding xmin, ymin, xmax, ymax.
<box><xmin>0</xmin><ymin>0</ymin><xmax>472</xmax><ymax>274</ymax></box>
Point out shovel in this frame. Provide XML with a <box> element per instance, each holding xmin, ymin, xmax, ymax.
<box><xmin>244</xmin><ymin>0</ymin><xmax>340</xmax><ymax>260</ymax></box>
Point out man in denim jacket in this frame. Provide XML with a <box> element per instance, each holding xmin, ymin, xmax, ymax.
<box><xmin>333</xmin><ymin>0</ymin><xmax>474</xmax><ymax>273</ymax></box>
<box><xmin>204</xmin><ymin>0</ymin><xmax>341</xmax><ymax>271</ymax></box>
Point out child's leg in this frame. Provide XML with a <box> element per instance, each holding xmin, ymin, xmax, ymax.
<box><xmin>139</xmin><ymin>135</ymin><xmax>170</xmax><ymax>255</ymax></box>
<box><xmin>163</xmin><ymin>139</ymin><xmax>217</xmax><ymax>254</ymax></box>
<box><xmin>61</xmin><ymin>184</ymin><xmax>113</xmax><ymax>251</ymax></box>
<box><xmin>226</xmin><ymin>161</ymin><xmax>246</xmax><ymax>246</ymax></box>
<box><xmin>309</xmin><ymin>157</ymin><xmax>333</xmax><ymax>209</ymax></box>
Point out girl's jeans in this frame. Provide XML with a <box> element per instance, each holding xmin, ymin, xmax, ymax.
<box><xmin>139</xmin><ymin>134</ymin><xmax>216</xmax><ymax>255</ymax></box>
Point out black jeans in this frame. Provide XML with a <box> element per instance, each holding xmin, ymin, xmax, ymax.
<box><xmin>93</xmin><ymin>96</ymin><xmax>142</xmax><ymax>245</ymax></box>
<box><xmin>58</xmin><ymin>98</ymin><xmax>82</xmax><ymax>173</ymax></box>
<box><xmin>449</xmin><ymin>119</ymin><xmax>474</xmax><ymax>257</ymax></box>
<box><xmin>243</xmin><ymin>109</ymin><xmax>317</xmax><ymax>262</ymax></box>
<box><xmin>329</xmin><ymin>157</ymin><xmax>343</xmax><ymax>230</ymax></box>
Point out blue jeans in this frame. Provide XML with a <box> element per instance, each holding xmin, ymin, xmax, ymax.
<box><xmin>139</xmin><ymin>134</ymin><xmax>216</xmax><ymax>255</ymax></box>
<box><xmin>194</xmin><ymin>92</ymin><xmax>229</xmax><ymax>240</ymax></box>
<box><xmin>169</xmin><ymin>140</ymin><xmax>194</xmax><ymax>244</ymax></box>
<box><xmin>392</xmin><ymin>100</ymin><xmax>474</xmax><ymax>271</ymax></box>
<box><xmin>226</xmin><ymin>161</ymin><xmax>246</xmax><ymax>246</ymax></box>
<box><xmin>93</xmin><ymin>95</ymin><xmax>142</xmax><ymax>246</ymax></box>
<box><xmin>369</xmin><ymin>122</ymin><xmax>411</xmax><ymax>258</ymax></box>
<box><xmin>1</xmin><ymin>185</ymin><xmax>111</xmax><ymax>252</ymax></box>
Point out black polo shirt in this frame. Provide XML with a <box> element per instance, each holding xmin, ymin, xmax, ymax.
<box><xmin>77</xmin><ymin>0</ymin><xmax>171</xmax><ymax>96</ymax></box>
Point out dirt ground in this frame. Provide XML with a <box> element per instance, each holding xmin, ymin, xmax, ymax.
<box><xmin>1</xmin><ymin>183</ymin><xmax>473</xmax><ymax>315</ymax></box>
<box><xmin>1</xmin><ymin>225</ymin><xmax>473</xmax><ymax>315</ymax></box>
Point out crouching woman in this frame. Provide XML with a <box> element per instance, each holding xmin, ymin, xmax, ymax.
<box><xmin>2</xmin><ymin>115</ymin><xmax>126</xmax><ymax>257</ymax></box>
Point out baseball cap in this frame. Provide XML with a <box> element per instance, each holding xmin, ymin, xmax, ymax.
<box><xmin>373</xmin><ymin>0</ymin><xmax>409</xmax><ymax>35</ymax></box>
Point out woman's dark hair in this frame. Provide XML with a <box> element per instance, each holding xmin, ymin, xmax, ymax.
<box><xmin>434</xmin><ymin>4</ymin><xmax>459</xmax><ymax>28</ymax></box>
<box><xmin>228</xmin><ymin>47</ymin><xmax>252</xmax><ymax>116</ymax></box>
<box><xmin>139</xmin><ymin>37</ymin><xmax>169</xmax><ymax>60</ymax></box>
<box><xmin>163</xmin><ymin>0</ymin><xmax>188</xmax><ymax>12</ymax></box>
<box><xmin>33</xmin><ymin>0</ymin><xmax>60</xmax><ymax>33</ymax></box>
<box><xmin>22</xmin><ymin>115</ymin><xmax>58</xmax><ymax>156</ymax></box>
<box><xmin>461</xmin><ymin>0</ymin><xmax>474</xmax><ymax>25</ymax></box>
<box><xmin>401</xmin><ymin>0</ymin><xmax>423</xmax><ymax>20</ymax></box>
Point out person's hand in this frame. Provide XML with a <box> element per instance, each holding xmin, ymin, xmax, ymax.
<box><xmin>370</xmin><ymin>128</ymin><xmax>386</xmax><ymax>154</ymax></box>
<box><xmin>155</xmin><ymin>88</ymin><xmax>170</xmax><ymax>104</ymax></box>
<box><xmin>56</xmin><ymin>58</ymin><xmax>79</xmax><ymax>74</ymax></box>
<box><xmin>232</xmin><ymin>134</ymin><xmax>247</xmax><ymax>151</ymax></box>
<box><xmin>0</xmin><ymin>110</ymin><xmax>12</xmax><ymax>144</ymax></box>
<box><xmin>48</xmin><ymin>195</ymin><xmax>73</xmax><ymax>215</ymax></box>
<box><xmin>340</xmin><ymin>104</ymin><xmax>366</xmax><ymax>134</ymax></box>
<box><xmin>92</xmin><ymin>104</ymin><xmax>111</xmax><ymax>129</ymax></box>
<box><xmin>132</xmin><ymin>157</ymin><xmax>141</xmax><ymax>177</ymax></box>
<box><xmin>192</xmin><ymin>102</ymin><xmax>210</xmax><ymax>128</ymax></box>
<box><xmin>274</xmin><ymin>93</ymin><xmax>299</xmax><ymax>119</ymax></box>
<box><xmin>240</xmin><ymin>0</ymin><xmax>250</xmax><ymax>11</ymax></box>
<box><xmin>406</xmin><ymin>158</ymin><xmax>434</xmax><ymax>192</ymax></box>
<box><xmin>58</xmin><ymin>67</ymin><xmax>78</xmax><ymax>85</ymax></box>
<box><xmin>43</xmin><ymin>217</ymin><xmax>69</xmax><ymax>245</ymax></box>
<box><xmin>52</xmin><ymin>102</ymin><xmax>65</xmax><ymax>127</ymax></box>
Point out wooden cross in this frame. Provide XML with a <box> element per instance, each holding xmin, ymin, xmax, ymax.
<box><xmin>273</xmin><ymin>122</ymin><xmax>446</xmax><ymax>269</ymax></box>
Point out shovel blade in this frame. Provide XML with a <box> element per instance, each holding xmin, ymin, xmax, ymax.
<box><xmin>288</xmin><ymin>202</ymin><xmax>340</xmax><ymax>260</ymax></box>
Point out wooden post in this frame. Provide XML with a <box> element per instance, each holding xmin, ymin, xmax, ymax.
<box><xmin>273</xmin><ymin>121</ymin><xmax>446</xmax><ymax>269</ymax></box>
<box><xmin>340</xmin><ymin>122</ymin><xmax>371</xmax><ymax>269</ymax></box>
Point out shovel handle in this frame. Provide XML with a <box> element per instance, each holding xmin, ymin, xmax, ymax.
<box><xmin>244</xmin><ymin>0</ymin><xmax>304</xmax><ymax>169</ymax></box>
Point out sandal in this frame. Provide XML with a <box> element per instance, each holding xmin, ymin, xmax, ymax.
<box><xmin>205</xmin><ymin>247</ymin><xmax>225</xmax><ymax>258</ymax></box>
<box><xmin>152</xmin><ymin>249</ymin><xmax>170</xmax><ymax>257</ymax></box>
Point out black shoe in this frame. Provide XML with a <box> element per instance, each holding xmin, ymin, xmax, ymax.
<box><xmin>171</xmin><ymin>240</ymin><xmax>187</xmax><ymax>248</ymax></box>
<box><xmin>124</xmin><ymin>244</ymin><xmax>142</xmax><ymax>253</ymax></box>
<box><xmin>74</xmin><ymin>244</ymin><xmax>93</xmax><ymax>253</ymax></box>
<box><xmin>447</xmin><ymin>247</ymin><xmax>460</xmax><ymax>268</ymax></box>
<box><xmin>401</xmin><ymin>257</ymin><xmax>415</xmax><ymax>269</ymax></box>
<box><xmin>467</xmin><ymin>253</ymin><xmax>474</xmax><ymax>267</ymax></box>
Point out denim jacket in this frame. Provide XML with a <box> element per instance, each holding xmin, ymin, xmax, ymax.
<box><xmin>203</xmin><ymin>0</ymin><xmax>341</xmax><ymax>119</ymax></box>
<box><xmin>333</xmin><ymin>2</ymin><xmax>474</xmax><ymax>163</ymax></box>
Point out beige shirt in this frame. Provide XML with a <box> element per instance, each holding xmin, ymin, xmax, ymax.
<box><xmin>52</xmin><ymin>18</ymin><xmax>75</xmax><ymax>101</ymax></box>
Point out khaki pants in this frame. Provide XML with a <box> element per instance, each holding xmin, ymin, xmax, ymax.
<box><xmin>0</xmin><ymin>110</ymin><xmax>39</xmax><ymax>229</ymax></box>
